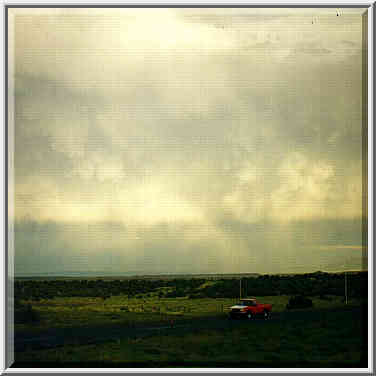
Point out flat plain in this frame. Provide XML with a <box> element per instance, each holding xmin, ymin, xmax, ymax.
<box><xmin>13</xmin><ymin>272</ymin><xmax>367</xmax><ymax>368</ymax></box>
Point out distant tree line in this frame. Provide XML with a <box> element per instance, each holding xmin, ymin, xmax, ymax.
<box><xmin>14</xmin><ymin>271</ymin><xmax>367</xmax><ymax>302</ymax></box>
<box><xmin>14</xmin><ymin>277</ymin><xmax>206</xmax><ymax>301</ymax></box>
<box><xmin>193</xmin><ymin>272</ymin><xmax>367</xmax><ymax>299</ymax></box>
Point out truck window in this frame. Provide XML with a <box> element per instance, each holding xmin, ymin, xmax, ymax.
<box><xmin>241</xmin><ymin>300</ymin><xmax>256</xmax><ymax>306</ymax></box>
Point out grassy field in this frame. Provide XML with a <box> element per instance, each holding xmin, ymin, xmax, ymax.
<box><xmin>14</xmin><ymin>293</ymin><xmax>367</xmax><ymax>367</ymax></box>
<box><xmin>15</xmin><ymin>294</ymin><xmax>355</xmax><ymax>332</ymax></box>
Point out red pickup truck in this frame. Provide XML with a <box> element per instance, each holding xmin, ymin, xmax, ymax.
<box><xmin>229</xmin><ymin>298</ymin><xmax>272</xmax><ymax>320</ymax></box>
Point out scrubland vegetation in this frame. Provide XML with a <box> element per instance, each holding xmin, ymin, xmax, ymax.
<box><xmin>13</xmin><ymin>271</ymin><xmax>367</xmax><ymax>367</ymax></box>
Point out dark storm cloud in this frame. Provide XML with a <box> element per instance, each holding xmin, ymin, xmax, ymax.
<box><xmin>14</xmin><ymin>216</ymin><xmax>365</xmax><ymax>275</ymax></box>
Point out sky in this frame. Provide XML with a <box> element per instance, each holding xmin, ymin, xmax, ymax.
<box><xmin>9</xmin><ymin>8</ymin><xmax>368</xmax><ymax>276</ymax></box>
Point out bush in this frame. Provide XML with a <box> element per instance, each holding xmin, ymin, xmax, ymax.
<box><xmin>319</xmin><ymin>294</ymin><xmax>332</xmax><ymax>301</ymax></box>
<box><xmin>14</xmin><ymin>304</ymin><xmax>40</xmax><ymax>324</ymax></box>
<box><xmin>189</xmin><ymin>293</ymin><xmax>205</xmax><ymax>299</ymax></box>
<box><xmin>286</xmin><ymin>295</ymin><xmax>313</xmax><ymax>310</ymax></box>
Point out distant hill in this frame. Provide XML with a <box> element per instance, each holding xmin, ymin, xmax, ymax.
<box><xmin>15</xmin><ymin>270</ymin><xmax>366</xmax><ymax>281</ymax></box>
<box><xmin>15</xmin><ymin>272</ymin><xmax>260</xmax><ymax>281</ymax></box>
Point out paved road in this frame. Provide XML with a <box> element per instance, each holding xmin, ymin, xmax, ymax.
<box><xmin>14</xmin><ymin>306</ymin><xmax>363</xmax><ymax>352</ymax></box>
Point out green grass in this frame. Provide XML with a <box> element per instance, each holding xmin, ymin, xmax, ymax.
<box><xmin>15</xmin><ymin>294</ymin><xmax>359</xmax><ymax>335</ymax></box>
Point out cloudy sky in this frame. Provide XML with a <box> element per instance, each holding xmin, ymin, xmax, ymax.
<box><xmin>9</xmin><ymin>8</ymin><xmax>367</xmax><ymax>276</ymax></box>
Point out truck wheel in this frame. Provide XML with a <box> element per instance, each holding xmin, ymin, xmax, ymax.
<box><xmin>263</xmin><ymin>311</ymin><xmax>270</xmax><ymax>320</ymax></box>
<box><xmin>247</xmin><ymin>313</ymin><xmax>253</xmax><ymax>320</ymax></box>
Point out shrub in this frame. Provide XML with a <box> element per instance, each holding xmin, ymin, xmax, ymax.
<box><xmin>286</xmin><ymin>295</ymin><xmax>313</xmax><ymax>310</ymax></box>
<box><xmin>189</xmin><ymin>293</ymin><xmax>205</xmax><ymax>299</ymax></box>
<box><xmin>14</xmin><ymin>304</ymin><xmax>40</xmax><ymax>324</ymax></box>
<box><xmin>319</xmin><ymin>294</ymin><xmax>332</xmax><ymax>301</ymax></box>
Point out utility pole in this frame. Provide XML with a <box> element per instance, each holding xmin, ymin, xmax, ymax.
<box><xmin>345</xmin><ymin>271</ymin><xmax>348</xmax><ymax>305</ymax></box>
<box><xmin>240</xmin><ymin>278</ymin><xmax>242</xmax><ymax>300</ymax></box>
